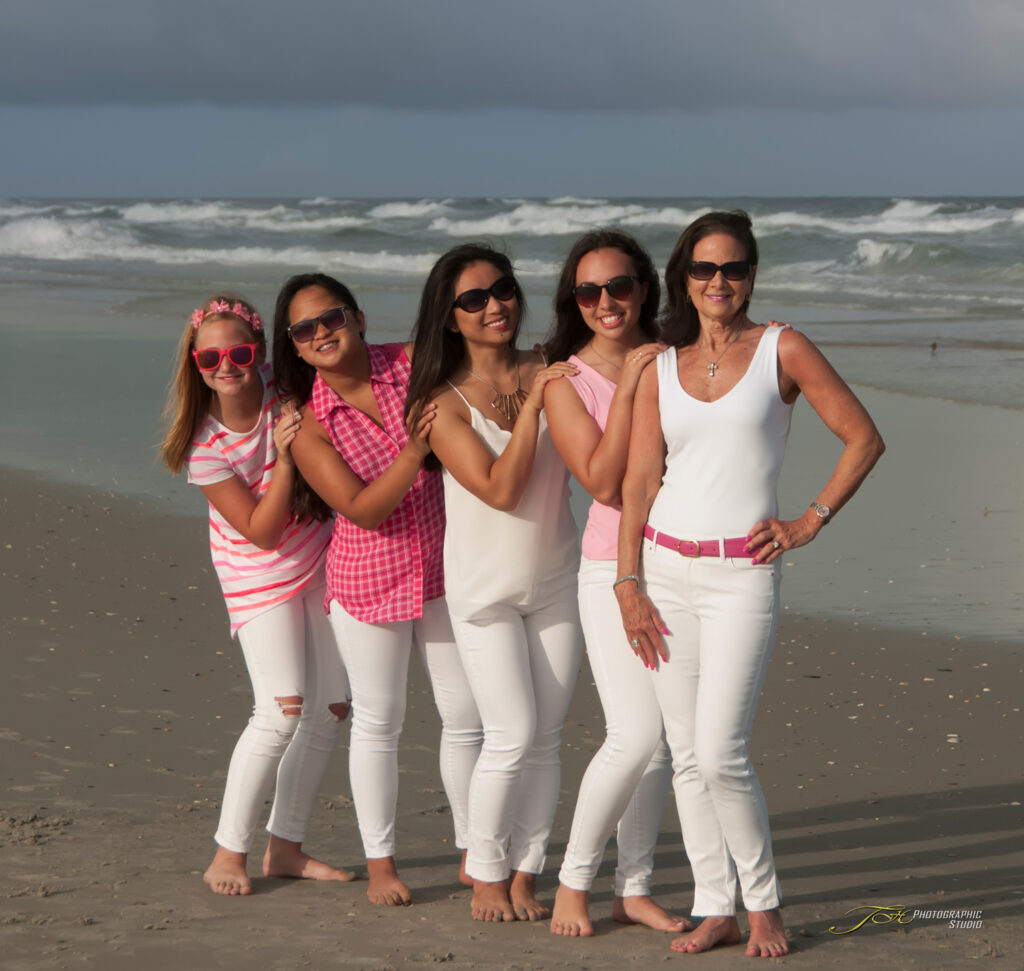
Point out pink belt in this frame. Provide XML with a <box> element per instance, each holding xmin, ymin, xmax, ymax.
<box><xmin>643</xmin><ymin>524</ymin><xmax>752</xmax><ymax>558</ymax></box>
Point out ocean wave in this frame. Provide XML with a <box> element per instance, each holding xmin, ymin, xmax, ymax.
<box><xmin>429</xmin><ymin>202</ymin><xmax>688</xmax><ymax>237</ymax></box>
<box><xmin>368</xmin><ymin>200</ymin><xmax>450</xmax><ymax>219</ymax></box>
<box><xmin>0</xmin><ymin>216</ymin><xmax>435</xmax><ymax>274</ymax></box>
<box><xmin>119</xmin><ymin>201</ymin><xmax>368</xmax><ymax>233</ymax></box>
<box><xmin>547</xmin><ymin>196</ymin><xmax>609</xmax><ymax>206</ymax></box>
<box><xmin>850</xmin><ymin>239</ymin><xmax>915</xmax><ymax>266</ymax></box>
<box><xmin>755</xmin><ymin>199</ymin><xmax>1015</xmax><ymax>237</ymax></box>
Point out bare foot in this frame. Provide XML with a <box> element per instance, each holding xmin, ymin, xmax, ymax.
<box><xmin>746</xmin><ymin>909</ymin><xmax>789</xmax><ymax>958</ymax></box>
<box><xmin>471</xmin><ymin>879</ymin><xmax>517</xmax><ymax>922</ymax></box>
<box><xmin>203</xmin><ymin>847</ymin><xmax>252</xmax><ymax>896</ymax></box>
<box><xmin>366</xmin><ymin>856</ymin><xmax>412</xmax><ymax>906</ymax></box>
<box><xmin>670</xmin><ymin>915</ymin><xmax>742</xmax><ymax>953</ymax></box>
<box><xmin>262</xmin><ymin>835</ymin><xmax>357</xmax><ymax>882</ymax></box>
<box><xmin>510</xmin><ymin>870</ymin><xmax>550</xmax><ymax>921</ymax></box>
<box><xmin>614</xmin><ymin>894</ymin><xmax>693</xmax><ymax>932</ymax></box>
<box><xmin>458</xmin><ymin>849</ymin><xmax>473</xmax><ymax>887</ymax></box>
<box><xmin>550</xmin><ymin>885</ymin><xmax>592</xmax><ymax>937</ymax></box>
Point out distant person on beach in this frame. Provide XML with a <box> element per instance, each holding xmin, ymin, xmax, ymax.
<box><xmin>161</xmin><ymin>295</ymin><xmax>354</xmax><ymax>896</ymax></box>
<box><xmin>273</xmin><ymin>273</ymin><xmax>483</xmax><ymax>906</ymax></box>
<box><xmin>615</xmin><ymin>211</ymin><xmax>884</xmax><ymax>957</ymax></box>
<box><xmin>405</xmin><ymin>244</ymin><xmax>582</xmax><ymax>922</ymax></box>
<box><xmin>541</xmin><ymin>230</ymin><xmax>688</xmax><ymax>937</ymax></box>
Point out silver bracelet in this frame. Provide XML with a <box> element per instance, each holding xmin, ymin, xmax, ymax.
<box><xmin>613</xmin><ymin>574</ymin><xmax>640</xmax><ymax>589</ymax></box>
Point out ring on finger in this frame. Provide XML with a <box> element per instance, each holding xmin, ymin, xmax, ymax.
<box><xmin>630</xmin><ymin>638</ymin><xmax>640</xmax><ymax>648</ymax></box>
<box><xmin>771</xmin><ymin>540</ymin><xmax>781</xmax><ymax>550</ymax></box>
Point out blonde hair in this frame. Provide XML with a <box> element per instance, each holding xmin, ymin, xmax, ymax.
<box><xmin>159</xmin><ymin>293</ymin><xmax>265</xmax><ymax>474</ymax></box>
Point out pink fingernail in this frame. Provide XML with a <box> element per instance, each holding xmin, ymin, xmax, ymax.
<box><xmin>661</xmin><ymin>626</ymin><xmax>670</xmax><ymax>634</ymax></box>
<box><xmin>750</xmin><ymin>558</ymin><xmax>758</xmax><ymax>565</ymax></box>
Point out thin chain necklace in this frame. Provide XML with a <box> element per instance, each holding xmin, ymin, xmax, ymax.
<box><xmin>584</xmin><ymin>341</ymin><xmax>628</xmax><ymax>372</ymax></box>
<box><xmin>697</xmin><ymin>326</ymin><xmax>744</xmax><ymax>377</ymax></box>
<box><xmin>465</xmin><ymin>361</ymin><xmax>529</xmax><ymax>421</ymax></box>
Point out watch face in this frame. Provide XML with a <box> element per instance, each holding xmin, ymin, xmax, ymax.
<box><xmin>812</xmin><ymin>503</ymin><xmax>831</xmax><ymax>520</ymax></box>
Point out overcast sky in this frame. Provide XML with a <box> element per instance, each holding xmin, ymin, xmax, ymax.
<box><xmin>2</xmin><ymin>0</ymin><xmax>1022</xmax><ymax>198</ymax></box>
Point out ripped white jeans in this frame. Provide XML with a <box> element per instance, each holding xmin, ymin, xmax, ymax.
<box><xmin>214</xmin><ymin>583</ymin><xmax>350</xmax><ymax>854</ymax></box>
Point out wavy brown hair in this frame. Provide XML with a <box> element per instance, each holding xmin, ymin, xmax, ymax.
<box><xmin>544</xmin><ymin>229</ymin><xmax>661</xmax><ymax>362</ymax></box>
<box><xmin>661</xmin><ymin>210</ymin><xmax>758</xmax><ymax>348</ymax></box>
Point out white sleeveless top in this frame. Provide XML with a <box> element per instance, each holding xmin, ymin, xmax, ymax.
<box><xmin>648</xmin><ymin>327</ymin><xmax>794</xmax><ymax>539</ymax></box>
<box><xmin>442</xmin><ymin>388</ymin><xmax>579</xmax><ymax>618</ymax></box>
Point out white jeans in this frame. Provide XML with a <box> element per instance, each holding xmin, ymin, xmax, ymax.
<box><xmin>328</xmin><ymin>595</ymin><xmax>481</xmax><ymax>859</ymax></box>
<box><xmin>215</xmin><ymin>583</ymin><xmax>349</xmax><ymax>854</ymax></box>
<box><xmin>643</xmin><ymin>538</ymin><xmax>782</xmax><ymax>915</ymax></box>
<box><xmin>450</xmin><ymin>573</ymin><xmax>583</xmax><ymax>883</ymax></box>
<box><xmin>558</xmin><ymin>558</ymin><xmax>673</xmax><ymax>897</ymax></box>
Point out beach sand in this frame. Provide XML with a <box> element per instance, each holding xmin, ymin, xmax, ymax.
<box><xmin>2</xmin><ymin>466</ymin><xmax>1021</xmax><ymax>970</ymax></box>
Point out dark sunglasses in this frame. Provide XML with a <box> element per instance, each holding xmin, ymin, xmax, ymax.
<box><xmin>288</xmin><ymin>306</ymin><xmax>354</xmax><ymax>343</ymax></box>
<box><xmin>192</xmin><ymin>342</ymin><xmax>261</xmax><ymax>371</ymax></box>
<box><xmin>687</xmin><ymin>261</ymin><xmax>752</xmax><ymax>281</ymax></box>
<box><xmin>452</xmin><ymin>275</ymin><xmax>517</xmax><ymax>313</ymax></box>
<box><xmin>573</xmin><ymin>275</ymin><xmax>638</xmax><ymax>308</ymax></box>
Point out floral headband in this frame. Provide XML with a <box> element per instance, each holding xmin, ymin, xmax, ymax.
<box><xmin>190</xmin><ymin>299</ymin><xmax>264</xmax><ymax>333</ymax></box>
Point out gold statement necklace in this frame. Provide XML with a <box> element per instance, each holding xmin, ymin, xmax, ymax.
<box><xmin>465</xmin><ymin>362</ymin><xmax>529</xmax><ymax>421</ymax></box>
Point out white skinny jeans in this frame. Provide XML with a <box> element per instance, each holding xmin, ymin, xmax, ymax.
<box><xmin>450</xmin><ymin>573</ymin><xmax>583</xmax><ymax>883</ymax></box>
<box><xmin>642</xmin><ymin>538</ymin><xmax>782</xmax><ymax>916</ymax></box>
<box><xmin>558</xmin><ymin>558</ymin><xmax>673</xmax><ymax>896</ymax></box>
<box><xmin>328</xmin><ymin>595</ymin><xmax>482</xmax><ymax>859</ymax></box>
<box><xmin>215</xmin><ymin>582</ymin><xmax>349</xmax><ymax>854</ymax></box>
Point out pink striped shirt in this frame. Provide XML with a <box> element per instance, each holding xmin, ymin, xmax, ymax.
<box><xmin>309</xmin><ymin>342</ymin><xmax>445</xmax><ymax>623</ymax></box>
<box><xmin>187</xmin><ymin>365</ymin><xmax>332</xmax><ymax>636</ymax></box>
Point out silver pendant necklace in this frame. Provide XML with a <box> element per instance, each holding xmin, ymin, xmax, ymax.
<box><xmin>697</xmin><ymin>327</ymin><xmax>743</xmax><ymax>377</ymax></box>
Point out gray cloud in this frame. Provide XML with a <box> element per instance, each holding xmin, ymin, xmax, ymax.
<box><xmin>3</xmin><ymin>0</ymin><xmax>1024</xmax><ymax>111</ymax></box>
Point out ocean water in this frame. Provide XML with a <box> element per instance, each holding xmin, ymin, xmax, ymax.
<box><xmin>0</xmin><ymin>196</ymin><xmax>1020</xmax><ymax>641</ymax></box>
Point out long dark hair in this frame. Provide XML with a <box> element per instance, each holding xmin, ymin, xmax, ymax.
<box><xmin>545</xmin><ymin>229</ymin><xmax>661</xmax><ymax>362</ymax></box>
<box><xmin>661</xmin><ymin>210</ymin><xmax>758</xmax><ymax>348</ymax></box>
<box><xmin>272</xmin><ymin>272</ymin><xmax>362</xmax><ymax>522</ymax></box>
<box><xmin>405</xmin><ymin>244</ymin><xmax>526</xmax><ymax>471</ymax></box>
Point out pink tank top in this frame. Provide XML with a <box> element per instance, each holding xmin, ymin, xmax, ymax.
<box><xmin>566</xmin><ymin>355</ymin><xmax>621</xmax><ymax>561</ymax></box>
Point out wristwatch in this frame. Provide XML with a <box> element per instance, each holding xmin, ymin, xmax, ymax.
<box><xmin>809</xmin><ymin>501</ymin><xmax>832</xmax><ymax>524</ymax></box>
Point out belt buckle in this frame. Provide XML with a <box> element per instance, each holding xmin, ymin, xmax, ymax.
<box><xmin>675</xmin><ymin>538</ymin><xmax>701</xmax><ymax>558</ymax></box>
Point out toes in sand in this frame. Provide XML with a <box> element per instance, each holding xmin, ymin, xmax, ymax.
<box><xmin>509</xmin><ymin>870</ymin><xmax>550</xmax><ymax>921</ymax></box>
<box><xmin>550</xmin><ymin>885</ymin><xmax>593</xmax><ymax>937</ymax></box>
<box><xmin>471</xmin><ymin>879</ymin><xmax>517</xmax><ymax>922</ymax></box>
<box><xmin>613</xmin><ymin>894</ymin><xmax>693</xmax><ymax>932</ymax></box>
<box><xmin>203</xmin><ymin>847</ymin><xmax>252</xmax><ymax>896</ymax></box>
<box><xmin>746</xmin><ymin>909</ymin><xmax>790</xmax><ymax>957</ymax></box>
<box><xmin>670</xmin><ymin>915</ymin><xmax>742</xmax><ymax>953</ymax></box>
<box><xmin>366</xmin><ymin>857</ymin><xmax>412</xmax><ymax>906</ymax></box>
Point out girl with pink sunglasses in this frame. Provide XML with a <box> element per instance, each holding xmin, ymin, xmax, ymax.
<box><xmin>161</xmin><ymin>294</ymin><xmax>354</xmax><ymax>897</ymax></box>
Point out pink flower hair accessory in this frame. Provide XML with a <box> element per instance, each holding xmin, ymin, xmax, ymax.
<box><xmin>190</xmin><ymin>299</ymin><xmax>264</xmax><ymax>333</ymax></box>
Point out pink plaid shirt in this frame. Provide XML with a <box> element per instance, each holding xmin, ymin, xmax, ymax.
<box><xmin>309</xmin><ymin>342</ymin><xmax>445</xmax><ymax>623</ymax></box>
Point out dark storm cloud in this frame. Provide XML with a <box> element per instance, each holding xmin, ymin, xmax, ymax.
<box><xmin>3</xmin><ymin>0</ymin><xmax>1023</xmax><ymax>111</ymax></box>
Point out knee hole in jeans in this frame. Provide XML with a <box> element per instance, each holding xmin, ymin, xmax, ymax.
<box><xmin>328</xmin><ymin>701</ymin><xmax>351</xmax><ymax>722</ymax></box>
<box><xmin>275</xmin><ymin>695</ymin><xmax>304</xmax><ymax>719</ymax></box>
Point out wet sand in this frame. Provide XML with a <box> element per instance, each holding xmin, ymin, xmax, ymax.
<box><xmin>2</xmin><ymin>466</ymin><xmax>1022</xmax><ymax>969</ymax></box>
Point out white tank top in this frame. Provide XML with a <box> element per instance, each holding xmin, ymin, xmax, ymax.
<box><xmin>442</xmin><ymin>387</ymin><xmax>579</xmax><ymax>617</ymax></box>
<box><xmin>648</xmin><ymin>327</ymin><xmax>794</xmax><ymax>539</ymax></box>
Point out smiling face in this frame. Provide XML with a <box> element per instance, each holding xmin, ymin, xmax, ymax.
<box><xmin>574</xmin><ymin>247</ymin><xmax>648</xmax><ymax>343</ymax></box>
<box><xmin>288</xmin><ymin>285</ymin><xmax>365</xmax><ymax>370</ymax></box>
<box><xmin>192</xmin><ymin>315</ymin><xmax>265</xmax><ymax>401</ymax></box>
<box><xmin>450</xmin><ymin>260</ymin><xmax>519</xmax><ymax>345</ymax></box>
<box><xmin>686</xmin><ymin>232</ymin><xmax>755</xmax><ymax>324</ymax></box>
